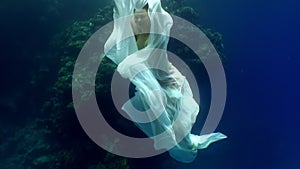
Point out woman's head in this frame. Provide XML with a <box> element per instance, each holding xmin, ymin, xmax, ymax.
<box><xmin>132</xmin><ymin>4</ymin><xmax>150</xmax><ymax>34</ymax></box>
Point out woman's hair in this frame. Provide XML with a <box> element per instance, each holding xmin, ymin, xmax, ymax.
<box><xmin>143</xmin><ymin>3</ymin><xmax>149</xmax><ymax>10</ymax></box>
<box><xmin>134</xmin><ymin>3</ymin><xmax>149</xmax><ymax>12</ymax></box>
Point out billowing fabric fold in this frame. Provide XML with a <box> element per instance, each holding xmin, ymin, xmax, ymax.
<box><xmin>104</xmin><ymin>0</ymin><xmax>226</xmax><ymax>163</ymax></box>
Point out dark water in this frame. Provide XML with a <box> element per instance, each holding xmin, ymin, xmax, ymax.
<box><xmin>1</xmin><ymin>0</ymin><xmax>299</xmax><ymax>169</ymax></box>
<box><xmin>186</xmin><ymin>1</ymin><xmax>300</xmax><ymax>168</ymax></box>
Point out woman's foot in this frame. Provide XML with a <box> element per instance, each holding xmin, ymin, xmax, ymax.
<box><xmin>190</xmin><ymin>132</ymin><xmax>227</xmax><ymax>149</ymax></box>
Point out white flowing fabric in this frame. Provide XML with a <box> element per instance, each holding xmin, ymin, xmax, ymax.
<box><xmin>104</xmin><ymin>0</ymin><xmax>226</xmax><ymax>163</ymax></box>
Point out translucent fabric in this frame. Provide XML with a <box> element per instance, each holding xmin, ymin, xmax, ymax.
<box><xmin>104</xmin><ymin>0</ymin><xmax>226</xmax><ymax>163</ymax></box>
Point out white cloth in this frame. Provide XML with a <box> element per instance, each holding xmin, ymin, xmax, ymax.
<box><xmin>104</xmin><ymin>0</ymin><xmax>226</xmax><ymax>163</ymax></box>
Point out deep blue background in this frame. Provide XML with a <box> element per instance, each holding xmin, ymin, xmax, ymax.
<box><xmin>1</xmin><ymin>0</ymin><xmax>299</xmax><ymax>168</ymax></box>
<box><xmin>186</xmin><ymin>0</ymin><xmax>300</xmax><ymax>168</ymax></box>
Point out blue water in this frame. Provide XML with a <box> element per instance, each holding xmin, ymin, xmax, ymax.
<box><xmin>1</xmin><ymin>0</ymin><xmax>299</xmax><ymax>168</ymax></box>
<box><xmin>186</xmin><ymin>0</ymin><xmax>300</xmax><ymax>168</ymax></box>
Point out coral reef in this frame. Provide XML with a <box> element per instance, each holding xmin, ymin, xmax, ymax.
<box><xmin>1</xmin><ymin>1</ymin><xmax>225</xmax><ymax>168</ymax></box>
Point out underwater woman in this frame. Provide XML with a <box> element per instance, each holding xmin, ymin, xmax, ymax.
<box><xmin>104</xmin><ymin>0</ymin><xmax>227</xmax><ymax>163</ymax></box>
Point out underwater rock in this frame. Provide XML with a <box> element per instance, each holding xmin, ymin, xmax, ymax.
<box><xmin>1</xmin><ymin>1</ymin><xmax>225</xmax><ymax>169</ymax></box>
<box><xmin>174</xmin><ymin>6</ymin><xmax>199</xmax><ymax>20</ymax></box>
<box><xmin>32</xmin><ymin>155</ymin><xmax>51</xmax><ymax>167</ymax></box>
